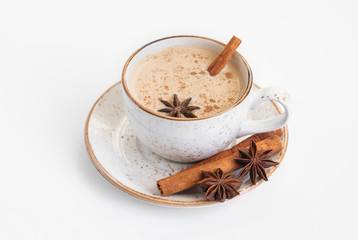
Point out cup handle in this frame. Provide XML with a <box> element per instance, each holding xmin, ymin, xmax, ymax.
<box><xmin>238</xmin><ymin>87</ymin><xmax>291</xmax><ymax>137</ymax></box>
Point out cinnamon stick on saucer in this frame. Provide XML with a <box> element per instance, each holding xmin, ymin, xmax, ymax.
<box><xmin>157</xmin><ymin>133</ymin><xmax>283</xmax><ymax>197</ymax></box>
<box><xmin>207</xmin><ymin>36</ymin><xmax>242</xmax><ymax>76</ymax></box>
<box><xmin>187</xmin><ymin>128</ymin><xmax>283</xmax><ymax>169</ymax></box>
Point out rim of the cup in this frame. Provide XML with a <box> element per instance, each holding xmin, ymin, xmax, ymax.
<box><xmin>121</xmin><ymin>35</ymin><xmax>253</xmax><ymax>121</ymax></box>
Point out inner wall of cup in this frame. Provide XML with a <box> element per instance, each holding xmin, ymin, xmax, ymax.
<box><xmin>125</xmin><ymin>36</ymin><xmax>249</xmax><ymax>106</ymax></box>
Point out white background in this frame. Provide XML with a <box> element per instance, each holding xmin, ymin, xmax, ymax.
<box><xmin>1</xmin><ymin>0</ymin><xmax>357</xmax><ymax>239</ymax></box>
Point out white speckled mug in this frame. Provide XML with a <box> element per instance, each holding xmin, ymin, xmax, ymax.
<box><xmin>122</xmin><ymin>36</ymin><xmax>290</xmax><ymax>163</ymax></box>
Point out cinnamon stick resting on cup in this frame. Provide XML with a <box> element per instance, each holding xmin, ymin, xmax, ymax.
<box><xmin>157</xmin><ymin>129</ymin><xmax>283</xmax><ymax>196</ymax></box>
<box><xmin>207</xmin><ymin>36</ymin><xmax>241</xmax><ymax>76</ymax></box>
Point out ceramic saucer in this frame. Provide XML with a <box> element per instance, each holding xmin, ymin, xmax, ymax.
<box><xmin>85</xmin><ymin>82</ymin><xmax>288</xmax><ymax>207</ymax></box>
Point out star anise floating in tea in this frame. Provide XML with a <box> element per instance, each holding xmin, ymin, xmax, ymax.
<box><xmin>158</xmin><ymin>94</ymin><xmax>200</xmax><ymax>118</ymax></box>
<box><xmin>198</xmin><ymin>168</ymin><xmax>242</xmax><ymax>202</ymax></box>
<box><xmin>235</xmin><ymin>140</ymin><xmax>278</xmax><ymax>185</ymax></box>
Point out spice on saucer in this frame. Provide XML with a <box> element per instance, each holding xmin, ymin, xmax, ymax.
<box><xmin>235</xmin><ymin>140</ymin><xmax>278</xmax><ymax>185</ymax></box>
<box><xmin>198</xmin><ymin>168</ymin><xmax>242</xmax><ymax>202</ymax></box>
<box><xmin>157</xmin><ymin>130</ymin><xmax>283</xmax><ymax>197</ymax></box>
<box><xmin>158</xmin><ymin>94</ymin><xmax>200</xmax><ymax>118</ymax></box>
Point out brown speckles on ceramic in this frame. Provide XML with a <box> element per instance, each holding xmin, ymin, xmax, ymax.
<box><xmin>85</xmin><ymin>82</ymin><xmax>289</xmax><ymax>207</ymax></box>
<box><xmin>121</xmin><ymin>36</ymin><xmax>290</xmax><ymax>163</ymax></box>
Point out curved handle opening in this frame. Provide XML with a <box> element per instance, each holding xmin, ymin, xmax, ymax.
<box><xmin>239</xmin><ymin>87</ymin><xmax>290</xmax><ymax>137</ymax></box>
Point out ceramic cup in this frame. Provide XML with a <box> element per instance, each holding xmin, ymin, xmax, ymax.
<box><xmin>122</xmin><ymin>35</ymin><xmax>290</xmax><ymax>163</ymax></box>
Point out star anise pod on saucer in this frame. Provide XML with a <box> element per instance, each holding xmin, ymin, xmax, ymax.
<box><xmin>198</xmin><ymin>168</ymin><xmax>242</xmax><ymax>202</ymax></box>
<box><xmin>158</xmin><ymin>94</ymin><xmax>200</xmax><ymax>118</ymax></box>
<box><xmin>235</xmin><ymin>140</ymin><xmax>278</xmax><ymax>185</ymax></box>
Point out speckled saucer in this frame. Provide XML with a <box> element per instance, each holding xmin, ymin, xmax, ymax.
<box><xmin>85</xmin><ymin>82</ymin><xmax>288</xmax><ymax>207</ymax></box>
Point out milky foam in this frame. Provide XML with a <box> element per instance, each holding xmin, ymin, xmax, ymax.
<box><xmin>129</xmin><ymin>46</ymin><xmax>245</xmax><ymax>118</ymax></box>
